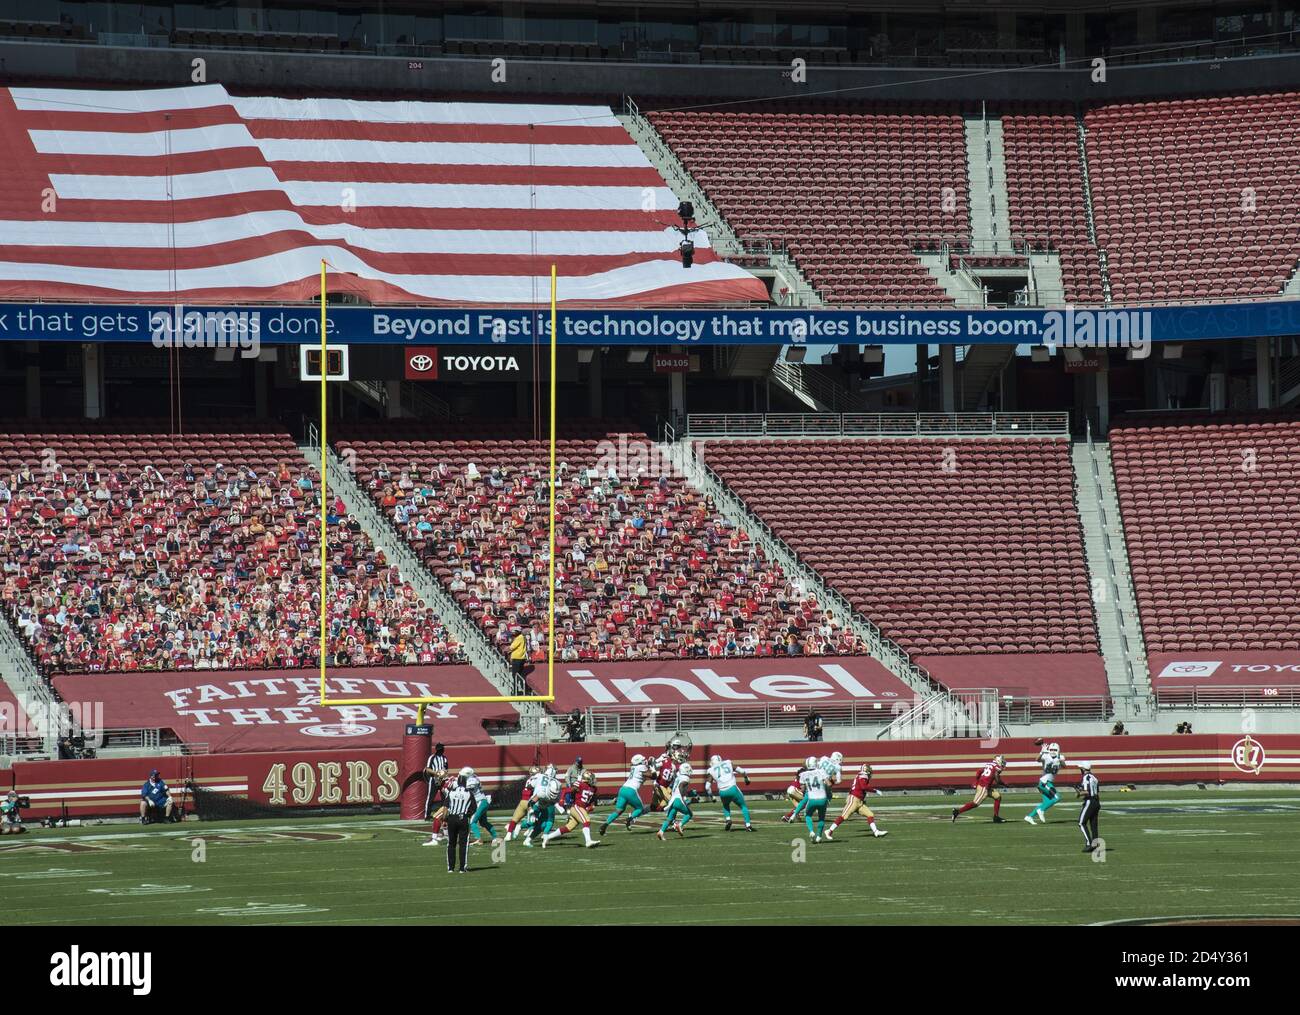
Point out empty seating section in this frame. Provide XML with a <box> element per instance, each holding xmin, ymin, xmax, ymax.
<box><xmin>648</xmin><ymin>105</ymin><xmax>970</xmax><ymax>305</ymax></box>
<box><xmin>1110</xmin><ymin>417</ymin><xmax>1300</xmax><ymax>652</ymax></box>
<box><xmin>705</xmin><ymin>439</ymin><xmax>1099</xmax><ymax>655</ymax></box>
<box><xmin>337</xmin><ymin>423</ymin><xmax>857</xmax><ymax>663</ymax></box>
<box><xmin>1085</xmin><ymin>93</ymin><xmax>1300</xmax><ymax>302</ymax></box>
<box><xmin>1000</xmin><ymin>111</ymin><xmax>1105</xmax><ymax>302</ymax></box>
<box><xmin>0</xmin><ymin>427</ymin><xmax>462</xmax><ymax>675</ymax></box>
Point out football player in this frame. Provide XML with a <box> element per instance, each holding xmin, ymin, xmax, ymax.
<box><xmin>780</xmin><ymin>759</ymin><xmax>809</xmax><ymax>823</ymax></box>
<box><xmin>651</xmin><ymin>747</ymin><xmax>680</xmax><ymax>813</ymax></box>
<box><xmin>464</xmin><ymin>767</ymin><xmax>499</xmax><ymax>846</ymax></box>
<box><xmin>826</xmin><ymin>763</ymin><xmax>888</xmax><ymax>840</ymax></box>
<box><xmin>952</xmin><ymin>755</ymin><xmax>1008</xmax><ymax>823</ymax></box>
<box><xmin>799</xmin><ymin>756</ymin><xmax>831</xmax><ymax>842</ymax></box>
<box><xmin>504</xmin><ymin>765</ymin><xmax>542</xmax><ymax>841</ymax></box>
<box><xmin>599</xmin><ymin>753</ymin><xmax>651</xmax><ymax>835</ymax></box>
<box><xmin>820</xmin><ymin>751</ymin><xmax>844</xmax><ymax>803</ymax></box>
<box><xmin>522</xmin><ymin>765</ymin><xmax>561</xmax><ymax>847</ymax></box>
<box><xmin>706</xmin><ymin>754</ymin><xmax>754</xmax><ymax>831</ymax></box>
<box><xmin>656</xmin><ymin>763</ymin><xmax>694</xmax><ymax>840</ymax></box>
<box><xmin>1026</xmin><ymin>741</ymin><xmax>1066</xmax><ymax>824</ymax></box>
<box><xmin>542</xmin><ymin>767</ymin><xmax>601</xmax><ymax>848</ymax></box>
<box><xmin>421</xmin><ymin>771</ymin><xmax>457</xmax><ymax>847</ymax></box>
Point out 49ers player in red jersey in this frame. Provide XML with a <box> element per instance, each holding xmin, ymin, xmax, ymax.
<box><xmin>651</xmin><ymin>747</ymin><xmax>682</xmax><ymax>812</ymax></box>
<box><xmin>541</xmin><ymin>769</ymin><xmax>601</xmax><ymax>848</ymax></box>
<box><xmin>952</xmin><ymin>755</ymin><xmax>1008</xmax><ymax>823</ymax></box>
<box><xmin>826</xmin><ymin>764</ymin><xmax>888</xmax><ymax>839</ymax></box>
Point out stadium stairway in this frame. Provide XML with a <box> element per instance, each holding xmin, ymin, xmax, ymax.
<box><xmin>298</xmin><ymin>437</ymin><xmax>540</xmax><ymax>722</ymax></box>
<box><xmin>1070</xmin><ymin>435</ymin><xmax>1154</xmax><ymax>716</ymax></box>
<box><xmin>916</xmin><ymin>250</ymin><xmax>985</xmax><ymax>307</ymax></box>
<box><xmin>957</xmin><ymin>343</ymin><xmax>1017</xmax><ymax>411</ymax></box>
<box><xmin>619</xmin><ymin>98</ymin><xmax>825</xmax><ymax>308</ymax></box>
<box><xmin>964</xmin><ymin>114</ymin><xmax>1013</xmax><ymax>254</ymax></box>
<box><xmin>0</xmin><ymin>618</ymin><xmax>59</xmax><ymax>756</ymax></box>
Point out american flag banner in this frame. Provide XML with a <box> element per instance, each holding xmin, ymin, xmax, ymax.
<box><xmin>0</xmin><ymin>84</ymin><xmax>768</xmax><ymax>306</ymax></box>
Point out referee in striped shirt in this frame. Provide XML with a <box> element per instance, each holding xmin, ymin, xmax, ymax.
<box><xmin>423</xmin><ymin>743</ymin><xmax>448</xmax><ymax>819</ymax></box>
<box><xmin>444</xmin><ymin>774</ymin><xmax>475</xmax><ymax>873</ymax></box>
<box><xmin>1077</xmin><ymin>762</ymin><xmax>1101</xmax><ymax>853</ymax></box>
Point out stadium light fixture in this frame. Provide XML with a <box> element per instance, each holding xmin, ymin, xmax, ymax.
<box><xmin>577</xmin><ymin>347</ymin><xmax>595</xmax><ymax>363</ymax></box>
<box><xmin>627</xmin><ymin>348</ymin><xmax>649</xmax><ymax>363</ymax></box>
<box><xmin>1031</xmin><ymin>345</ymin><xmax>1053</xmax><ymax>362</ymax></box>
<box><xmin>1163</xmin><ymin>344</ymin><xmax>1183</xmax><ymax>359</ymax></box>
<box><xmin>785</xmin><ymin>345</ymin><xmax>807</xmax><ymax>363</ymax></box>
<box><xmin>862</xmin><ymin>346</ymin><xmax>884</xmax><ymax>364</ymax></box>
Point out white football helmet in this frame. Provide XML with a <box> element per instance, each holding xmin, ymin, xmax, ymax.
<box><xmin>709</xmin><ymin>754</ymin><xmax>722</xmax><ymax>767</ymax></box>
<box><xmin>459</xmin><ymin>766</ymin><xmax>473</xmax><ymax>777</ymax></box>
<box><xmin>544</xmin><ymin>764</ymin><xmax>557</xmax><ymax>778</ymax></box>
<box><xmin>830</xmin><ymin>751</ymin><xmax>843</xmax><ymax>765</ymax></box>
<box><xmin>631</xmin><ymin>754</ymin><xmax>646</xmax><ymax>766</ymax></box>
<box><xmin>805</xmin><ymin>756</ymin><xmax>818</xmax><ymax>769</ymax></box>
<box><xmin>1048</xmin><ymin>742</ymin><xmax>1061</xmax><ymax>755</ymax></box>
<box><xmin>679</xmin><ymin>763</ymin><xmax>693</xmax><ymax>778</ymax></box>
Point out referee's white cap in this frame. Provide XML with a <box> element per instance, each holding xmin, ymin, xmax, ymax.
<box><xmin>1077</xmin><ymin>761</ymin><xmax>1092</xmax><ymax>771</ymax></box>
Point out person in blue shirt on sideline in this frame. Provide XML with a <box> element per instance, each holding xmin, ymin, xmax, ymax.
<box><xmin>140</xmin><ymin>769</ymin><xmax>173</xmax><ymax>824</ymax></box>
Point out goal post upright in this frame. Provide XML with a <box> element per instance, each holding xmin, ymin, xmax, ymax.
<box><xmin>316</xmin><ymin>263</ymin><xmax>558</xmax><ymax>708</ymax></box>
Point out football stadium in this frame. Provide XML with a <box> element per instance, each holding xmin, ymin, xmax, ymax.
<box><xmin>0</xmin><ymin>0</ymin><xmax>1297</xmax><ymax>973</ymax></box>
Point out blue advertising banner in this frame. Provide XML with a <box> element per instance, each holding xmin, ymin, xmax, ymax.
<box><xmin>0</xmin><ymin>301</ymin><xmax>1296</xmax><ymax>348</ymax></box>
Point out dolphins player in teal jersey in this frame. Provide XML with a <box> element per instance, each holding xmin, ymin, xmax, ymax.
<box><xmin>656</xmin><ymin>763</ymin><xmax>694</xmax><ymax>840</ymax></box>
<box><xmin>706</xmin><ymin>754</ymin><xmax>754</xmax><ymax>831</ymax></box>
<box><xmin>599</xmin><ymin>753</ymin><xmax>651</xmax><ymax>835</ymax></box>
<box><xmin>800</xmin><ymin>756</ymin><xmax>831</xmax><ymax>842</ymax></box>
<box><xmin>1026</xmin><ymin>740</ymin><xmax>1067</xmax><ymax>824</ymax></box>
<box><xmin>522</xmin><ymin>765</ymin><xmax>561</xmax><ymax>847</ymax></box>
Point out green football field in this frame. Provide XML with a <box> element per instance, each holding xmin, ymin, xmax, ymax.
<box><xmin>5</xmin><ymin>789</ymin><xmax>1300</xmax><ymax>926</ymax></box>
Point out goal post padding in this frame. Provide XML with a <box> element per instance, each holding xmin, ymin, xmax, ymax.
<box><xmin>400</xmin><ymin>723</ymin><xmax>433</xmax><ymax>820</ymax></box>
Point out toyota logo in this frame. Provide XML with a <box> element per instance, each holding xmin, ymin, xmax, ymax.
<box><xmin>409</xmin><ymin>354</ymin><xmax>434</xmax><ymax>372</ymax></box>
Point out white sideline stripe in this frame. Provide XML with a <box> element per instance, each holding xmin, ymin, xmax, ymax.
<box><xmin>0</xmin><ymin>252</ymin><xmax>748</xmax><ymax>301</ymax></box>
<box><xmin>49</xmin><ymin>171</ymin><xmax>678</xmax><ymax>211</ymax></box>
<box><xmin>0</xmin><ymin>216</ymin><xmax>710</xmax><ymax>255</ymax></box>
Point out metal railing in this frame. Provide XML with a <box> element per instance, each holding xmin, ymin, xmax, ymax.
<box><xmin>769</xmin><ymin>360</ymin><xmax>870</xmax><ymax>413</ymax></box>
<box><xmin>686</xmin><ymin>412</ymin><xmax>1071</xmax><ymax>439</ymax></box>
<box><xmin>584</xmin><ymin>699</ymin><xmax>899</xmax><ymax>737</ymax></box>
<box><xmin>877</xmin><ymin>688</ymin><xmax>1000</xmax><ymax>740</ymax></box>
<box><xmin>996</xmin><ymin>694</ymin><xmax>1118</xmax><ymax>724</ymax></box>
<box><xmin>1155</xmin><ymin>685</ymin><xmax>1300</xmax><ymax>708</ymax></box>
